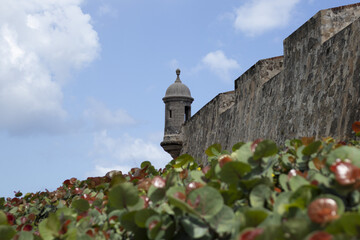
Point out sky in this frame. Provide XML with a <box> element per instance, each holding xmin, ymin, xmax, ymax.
<box><xmin>1</xmin><ymin>0</ymin><xmax>359</xmax><ymax>198</ymax></box>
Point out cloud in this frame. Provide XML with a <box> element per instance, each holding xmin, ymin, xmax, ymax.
<box><xmin>98</xmin><ymin>4</ymin><xmax>118</xmax><ymax>18</ymax></box>
<box><xmin>91</xmin><ymin>165</ymin><xmax>132</xmax><ymax>177</ymax></box>
<box><xmin>88</xmin><ymin>130</ymin><xmax>171</xmax><ymax>176</ymax></box>
<box><xmin>83</xmin><ymin>99</ymin><xmax>136</xmax><ymax>130</ymax></box>
<box><xmin>0</xmin><ymin>0</ymin><xmax>99</xmax><ymax>135</ymax></box>
<box><xmin>169</xmin><ymin>59</ymin><xmax>179</xmax><ymax>70</ymax></box>
<box><xmin>201</xmin><ymin>50</ymin><xmax>240</xmax><ymax>82</ymax></box>
<box><xmin>234</xmin><ymin>0</ymin><xmax>301</xmax><ymax>36</ymax></box>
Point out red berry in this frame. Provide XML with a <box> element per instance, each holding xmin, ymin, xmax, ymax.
<box><xmin>218</xmin><ymin>154</ymin><xmax>233</xmax><ymax>168</ymax></box>
<box><xmin>308</xmin><ymin>198</ymin><xmax>338</xmax><ymax>224</ymax></box>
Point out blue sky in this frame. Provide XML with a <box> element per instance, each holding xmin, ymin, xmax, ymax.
<box><xmin>1</xmin><ymin>0</ymin><xmax>359</xmax><ymax>198</ymax></box>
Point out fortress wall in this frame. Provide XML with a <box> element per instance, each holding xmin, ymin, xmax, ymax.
<box><xmin>280</xmin><ymin>9</ymin><xmax>360</xmax><ymax>142</ymax></box>
<box><xmin>231</xmin><ymin>16</ymin><xmax>360</xmax><ymax>147</ymax></box>
<box><xmin>231</xmin><ymin>57</ymin><xmax>284</xmax><ymax>144</ymax></box>
<box><xmin>229</xmin><ymin>72</ymin><xmax>285</xmax><ymax>147</ymax></box>
<box><xmin>313</xmin><ymin>17</ymin><xmax>360</xmax><ymax>139</ymax></box>
<box><xmin>320</xmin><ymin>3</ymin><xmax>360</xmax><ymax>43</ymax></box>
<box><xmin>181</xmin><ymin>91</ymin><xmax>235</xmax><ymax>163</ymax></box>
<box><xmin>180</xmin><ymin>6</ymin><xmax>360</xmax><ymax>163</ymax></box>
<box><xmin>234</xmin><ymin>56</ymin><xmax>284</xmax><ymax>92</ymax></box>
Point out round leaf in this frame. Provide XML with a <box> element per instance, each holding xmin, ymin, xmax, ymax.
<box><xmin>302</xmin><ymin>141</ymin><xmax>322</xmax><ymax>156</ymax></box>
<box><xmin>0</xmin><ymin>211</ymin><xmax>7</xmax><ymax>225</ymax></box>
<box><xmin>72</xmin><ymin>199</ymin><xmax>90</xmax><ymax>213</ymax></box>
<box><xmin>181</xmin><ymin>216</ymin><xmax>208</xmax><ymax>239</ymax></box>
<box><xmin>253</xmin><ymin>140</ymin><xmax>278</xmax><ymax>160</ymax></box>
<box><xmin>244</xmin><ymin>209</ymin><xmax>269</xmax><ymax>228</ymax></box>
<box><xmin>135</xmin><ymin>209</ymin><xmax>157</xmax><ymax>228</ymax></box>
<box><xmin>249</xmin><ymin>184</ymin><xmax>272</xmax><ymax>208</ymax></box>
<box><xmin>219</xmin><ymin>161</ymin><xmax>252</xmax><ymax>185</ymax></box>
<box><xmin>232</xmin><ymin>142</ymin><xmax>245</xmax><ymax>152</ymax></box>
<box><xmin>187</xmin><ymin>186</ymin><xmax>224</xmax><ymax>219</ymax></box>
<box><xmin>0</xmin><ymin>226</ymin><xmax>16</xmax><ymax>240</ymax></box>
<box><xmin>108</xmin><ymin>182</ymin><xmax>140</xmax><ymax>209</ymax></box>
<box><xmin>208</xmin><ymin>205</ymin><xmax>236</xmax><ymax>234</ymax></box>
<box><xmin>205</xmin><ymin>144</ymin><xmax>222</xmax><ymax>157</ymax></box>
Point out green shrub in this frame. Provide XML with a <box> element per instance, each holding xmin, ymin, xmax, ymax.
<box><xmin>2</xmin><ymin>136</ymin><xmax>360</xmax><ymax>239</ymax></box>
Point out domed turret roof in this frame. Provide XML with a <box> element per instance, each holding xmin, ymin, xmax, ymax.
<box><xmin>164</xmin><ymin>69</ymin><xmax>193</xmax><ymax>99</ymax></box>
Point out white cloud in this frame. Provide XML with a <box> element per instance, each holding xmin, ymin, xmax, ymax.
<box><xmin>98</xmin><ymin>4</ymin><xmax>118</xmax><ymax>18</ymax></box>
<box><xmin>234</xmin><ymin>0</ymin><xmax>300</xmax><ymax>36</ymax></box>
<box><xmin>0</xmin><ymin>0</ymin><xmax>99</xmax><ymax>135</ymax></box>
<box><xmin>88</xmin><ymin>130</ymin><xmax>171</xmax><ymax>176</ymax></box>
<box><xmin>201</xmin><ymin>50</ymin><xmax>240</xmax><ymax>82</ymax></box>
<box><xmin>91</xmin><ymin>165</ymin><xmax>132</xmax><ymax>177</ymax></box>
<box><xmin>83</xmin><ymin>99</ymin><xmax>136</xmax><ymax>130</ymax></box>
<box><xmin>169</xmin><ymin>59</ymin><xmax>179</xmax><ymax>70</ymax></box>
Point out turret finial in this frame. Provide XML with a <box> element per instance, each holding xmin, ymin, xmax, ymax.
<box><xmin>175</xmin><ymin>69</ymin><xmax>181</xmax><ymax>83</ymax></box>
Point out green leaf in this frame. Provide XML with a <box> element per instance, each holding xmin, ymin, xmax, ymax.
<box><xmin>173</xmin><ymin>154</ymin><xmax>195</xmax><ymax>170</ymax></box>
<box><xmin>0</xmin><ymin>198</ymin><xmax>4</xmax><ymax>209</ymax></box>
<box><xmin>0</xmin><ymin>211</ymin><xmax>7</xmax><ymax>225</ymax></box>
<box><xmin>288</xmin><ymin>176</ymin><xmax>309</xmax><ymax>191</ymax></box>
<box><xmin>128</xmin><ymin>196</ymin><xmax>145</xmax><ymax>211</ymax></box>
<box><xmin>181</xmin><ymin>216</ymin><xmax>209</xmax><ymax>239</ymax></box>
<box><xmin>0</xmin><ymin>226</ymin><xmax>16</xmax><ymax>240</ymax></box>
<box><xmin>160</xmin><ymin>215</ymin><xmax>176</xmax><ymax>240</ymax></box>
<box><xmin>205</xmin><ymin>144</ymin><xmax>222</xmax><ymax>157</ymax></box>
<box><xmin>108</xmin><ymin>182</ymin><xmax>141</xmax><ymax>210</ymax></box>
<box><xmin>108</xmin><ymin>209</ymin><xmax>126</xmax><ymax>221</ymax></box>
<box><xmin>187</xmin><ymin>186</ymin><xmax>224</xmax><ymax>220</ymax></box>
<box><xmin>231</xmin><ymin>142</ymin><xmax>253</xmax><ymax>163</ymax></box>
<box><xmin>290</xmin><ymin>139</ymin><xmax>303</xmax><ymax>149</ymax></box>
<box><xmin>239</xmin><ymin>178</ymin><xmax>262</xmax><ymax>191</ymax></box>
<box><xmin>39</xmin><ymin>213</ymin><xmax>61</xmax><ymax>239</ymax></box>
<box><xmin>135</xmin><ymin>209</ymin><xmax>157</xmax><ymax>228</ymax></box>
<box><xmin>274</xmin><ymin>192</ymin><xmax>292</xmax><ymax>215</ymax></box>
<box><xmin>302</xmin><ymin>141</ymin><xmax>322</xmax><ymax>156</ymax></box>
<box><xmin>120</xmin><ymin>211</ymin><xmax>139</xmax><ymax>232</ymax></box>
<box><xmin>189</xmin><ymin>170</ymin><xmax>205</xmax><ymax>183</ymax></box>
<box><xmin>326</xmin><ymin>212</ymin><xmax>360</xmax><ymax>236</ymax></box>
<box><xmin>148</xmin><ymin>185</ymin><xmax>166</xmax><ymax>204</ymax></box>
<box><xmin>76</xmin><ymin>234</ymin><xmax>93</xmax><ymax>240</ymax></box>
<box><xmin>18</xmin><ymin>231</ymin><xmax>34</xmax><ymax>240</ymax></box>
<box><xmin>287</xmin><ymin>185</ymin><xmax>319</xmax><ymax>210</ymax></box>
<box><xmin>243</xmin><ymin>208</ymin><xmax>269</xmax><ymax>228</ymax></box>
<box><xmin>121</xmin><ymin>212</ymin><xmax>148</xmax><ymax>239</ymax></box>
<box><xmin>308</xmin><ymin>172</ymin><xmax>330</xmax><ymax>187</ymax></box>
<box><xmin>257</xmin><ymin>225</ymin><xmax>286</xmax><ymax>240</ymax></box>
<box><xmin>71</xmin><ymin>199</ymin><xmax>90</xmax><ymax>213</ymax></box>
<box><xmin>146</xmin><ymin>215</ymin><xmax>162</xmax><ymax>240</ymax></box>
<box><xmin>249</xmin><ymin>184</ymin><xmax>272</xmax><ymax>208</ymax></box>
<box><xmin>253</xmin><ymin>140</ymin><xmax>278</xmax><ymax>160</ymax></box>
<box><xmin>282</xmin><ymin>218</ymin><xmax>309</xmax><ymax>240</ymax></box>
<box><xmin>279</xmin><ymin>174</ymin><xmax>290</xmax><ymax>192</ymax></box>
<box><xmin>140</xmin><ymin>161</ymin><xmax>152</xmax><ymax>168</ymax></box>
<box><xmin>208</xmin><ymin>205</ymin><xmax>236</xmax><ymax>234</ymax></box>
<box><xmin>110</xmin><ymin>174</ymin><xmax>126</xmax><ymax>187</ymax></box>
<box><xmin>219</xmin><ymin>161</ymin><xmax>252</xmax><ymax>185</ymax></box>
<box><xmin>221</xmin><ymin>188</ymin><xmax>243</xmax><ymax>206</ymax></box>
<box><xmin>232</xmin><ymin>142</ymin><xmax>245</xmax><ymax>152</ymax></box>
<box><xmin>327</xmin><ymin>146</ymin><xmax>360</xmax><ymax>167</ymax></box>
<box><xmin>281</xmin><ymin>154</ymin><xmax>294</xmax><ymax>170</ymax></box>
<box><xmin>166</xmin><ymin>186</ymin><xmax>195</xmax><ymax>214</ymax></box>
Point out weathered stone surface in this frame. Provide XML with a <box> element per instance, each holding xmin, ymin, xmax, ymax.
<box><xmin>161</xmin><ymin>70</ymin><xmax>194</xmax><ymax>159</ymax></box>
<box><xmin>177</xmin><ymin>3</ymin><xmax>360</xmax><ymax>163</ymax></box>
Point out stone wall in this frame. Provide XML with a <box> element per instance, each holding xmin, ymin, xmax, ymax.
<box><xmin>181</xmin><ymin>91</ymin><xmax>235</xmax><ymax>164</ymax></box>
<box><xmin>180</xmin><ymin>4</ymin><xmax>360</xmax><ymax>163</ymax></box>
